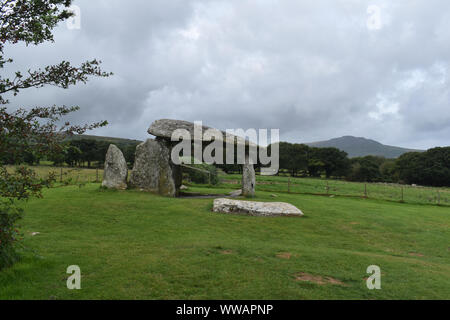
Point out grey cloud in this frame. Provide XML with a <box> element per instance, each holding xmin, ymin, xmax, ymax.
<box><xmin>3</xmin><ymin>0</ymin><xmax>450</xmax><ymax>148</ymax></box>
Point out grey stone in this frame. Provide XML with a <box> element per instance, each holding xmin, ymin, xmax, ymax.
<box><xmin>180</xmin><ymin>185</ymin><xmax>189</xmax><ymax>190</ymax></box>
<box><xmin>148</xmin><ymin>119</ymin><xmax>257</xmax><ymax>147</ymax></box>
<box><xmin>213</xmin><ymin>198</ymin><xmax>304</xmax><ymax>217</ymax></box>
<box><xmin>242</xmin><ymin>157</ymin><xmax>256</xmax><ymax>198</ymax></box>
<box><xmin>129</xmin><ymin>138</ymin><xmax>181</xmax><ymax>197</ymax></box>
<box><xmin>228</xmin><ymin>189</ymin><xmax>242</xmax><ymax>197</ymax></box>
<box><xmin>102</xmin><ymin>144</ymin><xmax>128</xmax><ymax>190</ymax></box>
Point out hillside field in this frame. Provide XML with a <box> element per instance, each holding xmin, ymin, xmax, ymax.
<box><xmin>0</xmin><ymin>177</ymin><xmax>449</xmax><ymax>299</ymax></box>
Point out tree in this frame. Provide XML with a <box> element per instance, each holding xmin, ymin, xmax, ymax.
<box><xmin>395</xmin><ymin>152</ymin><xmax>425</xmax><ymax>185</ymax></box>
<box><xmin>347</xmin><ymin>156</ymin><xmax>382</xmax><ymax>182</ymax></box>
<box><xmin>379</xmin><ymin>159</ymin><xmax>396</xmax><ymax>182</ymax></box>
<box><xmin>277</xmin><ymin>142</ymin><xmax>309</xmax><ymax>177</ymax></box>
<box><xmin>64</xmin><ymin>144</ymin><xmax>82</xmax><ymax>167</ymax></box>
<box><xmin>313</xmin><ymin>147</ymin><xmax>350</xmax><ymax>178</ymax></box>
<box><xmin>395</xmin><ymin>148</ymin><xmax>450</xmax><ymax>187</ymax></box>
<box><xmin>0</xmin><ymin>0</ymin><xmax>111</xmax><ymax>270</ymax></box>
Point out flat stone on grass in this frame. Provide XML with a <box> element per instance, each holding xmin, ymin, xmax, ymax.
<box><xmin>213</xmin><ymin>198</ymin><xmax>303</xmax><ymax>217</ymax></box>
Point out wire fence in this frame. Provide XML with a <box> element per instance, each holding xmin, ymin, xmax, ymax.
<box><xmin>221</xmin><ymin>176</ymin><xmax>450</xmax><ymax>206</ymax></box>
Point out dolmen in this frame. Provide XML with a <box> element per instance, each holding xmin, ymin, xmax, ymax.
<box><xmin>102</xmin><ymin>119</ymin><xmax>258</xmax><ymax>197</ymax></box>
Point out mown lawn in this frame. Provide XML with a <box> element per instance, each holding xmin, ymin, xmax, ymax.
<box><xmin>0</xmin><ymin>183</ymin><xmax>449</xmax><ymax>300</ymax></box>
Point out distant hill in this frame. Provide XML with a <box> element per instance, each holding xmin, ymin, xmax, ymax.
<box><xmin>306</xmin><ymin>136</ymin><xmax>423</xmax><ymax>158</ymax></box>
<box><xmin>67</xmin><ymin>134</ymin><xmax>142</xmax><ymax>146</ymax></box>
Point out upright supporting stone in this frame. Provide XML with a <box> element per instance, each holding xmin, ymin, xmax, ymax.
<box><xmin>129</xmin><ymin>138</ymin><xmax>181</xmax><ymax>197</ymax></box>
<box><xmin>102</xmin><ymin>144</ymin><xmax>128</xmax><ymax>190</ymax></box>
<box><xmin>242</xmin><ymin>157</ymin><xmax>256</xmax><ymax>198</ymax></box>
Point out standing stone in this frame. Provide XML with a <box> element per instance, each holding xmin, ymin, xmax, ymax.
<box><xmin>242</xmin><ymin>157</ymin><xmax>256</xmax><ymax>198</ymax></box>
<box><xmin>102</xmin><ymin>144</ymin><xmax>128</xmax><ymax>190</ymax></box>
<box><xmin>129</xmin><ymin>138</ymin><xmax>182</xmax><ymax>197</ymax></box>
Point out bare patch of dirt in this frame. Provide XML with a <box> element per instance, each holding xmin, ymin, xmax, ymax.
<box><xmin>221</xmin><ymin>250</ymin><xmax>233</xmax><ymax>255</ymax></box>
<box><xmin>350</xmin><ymin>222</ymin><xmax>360</xmax><ymax>225</ymax></box>
<box><xmin>294</xmin><ymin>272</ymin><xmax>346</xmax><ymax>286</ymax></box>
<box><xmin>276</xmin><ymin>252</ymin><xmax>292</xmax><ymax>259</ymax></box>
<box><xmin>409</xmin><ymin>252</ymin><xmax>424</xmax><ymax>257</ymax></box>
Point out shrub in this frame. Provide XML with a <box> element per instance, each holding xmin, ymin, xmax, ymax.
<box><xmin>0</xmin><ymin>203</ymin><xmax>23</xmax><ymax>270</ymax></box>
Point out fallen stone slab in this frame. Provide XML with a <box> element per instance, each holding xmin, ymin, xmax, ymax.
<box><xmin>213</xmin><ymin>198</ymin><xmax>303</xmax><ymax>217</ymax></box>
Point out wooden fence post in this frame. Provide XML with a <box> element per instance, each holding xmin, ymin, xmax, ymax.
<box><xmin>60</xmin><ymin>167</ymin><xmax>63</xmax><ymax>183</ymax></box>
<box><xmin>288</xmin><ymin>178</ymin><xmax>291</xmax><ymax>194</ymax></box>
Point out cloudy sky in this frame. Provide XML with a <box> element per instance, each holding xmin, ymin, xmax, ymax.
<box><xmin>4</xmin><ymin>0</ymin><xmax>450</xmax><ymax>149</ymax></box>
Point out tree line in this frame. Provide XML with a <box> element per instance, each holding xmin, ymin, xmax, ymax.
<box><xmin>7</xmin><ymin>136</ymin><xmax>449</xmax><ymax>188</ymax></box>
<box><xmin>1</xmin><ymin>137</ymin><xmax>139</xmax><ymax>169</ymax></box>
<box><xmin>265</xmin><ymin>142</ymin><xmax>449</xmax><ymax>187</ymax></box>
<box><xmin>53</xmin><ymin>139</ymin><xmax>139</xmax><ymax>168</ymax></box>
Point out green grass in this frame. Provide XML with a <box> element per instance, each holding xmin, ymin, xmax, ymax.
<box><xmin>219</xmin><ymin>174</ymin><xmax>450</xmax><ymax>206</ymax></box>
<box><xmin>0</xmin><ymin>183</ymin><xmax>449</xmax><ymax>300</ymax></box>
<box><xmin>6</xmin><ymin>165</ymin><xmax>104</xmax><ymax>185</ymax></box>
<box><xmin>8</xmin><ymin>165</ymin><xmax>449</xmax><ymax>206</ymax></box>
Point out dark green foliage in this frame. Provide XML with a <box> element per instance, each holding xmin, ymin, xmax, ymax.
<box><xmin>347</xmin><ymin>156</ymin><xmax>383</xmax><ymax>182</ymax></box>
<box><xmin>272</xmin><ymin>142</ymin><xmax>350</xmax><ymax>179</ymax></box>
<box><xmin>183</xmin><ymin>163</ymin><xmax>219</xmax><ymax>185</ymax></box>
<box><xmin>0</xmin><ymin>203</ymin><xmax>22</xmax><ymax>269</ymax></box>
<box><xmin>310</xmin><ymin>147</ymin><xmax>350</xmax><ymax>178</ymax></box>
<box><xmin>379</xmin><ymin>159</ymin><xmax>397</xmax><ymax>182</ymax></box>
<box><xmin>396</xmin><ymin>147</ymin><xmax>450</xmax><ymax>187</ymax></box>
<box><xmin>279</xmin><ymin>143</ymin><xmax>309</xmax><ymax>177</ymax></box>
<box><xmin>0</xmin><ymin>166</ymin><xmax>55</xmax><ymax>270</ymax></box>
<box><xmin>54</xmin><ymin>137</ymin><xmax>140</xmax><ymax>168</ymax></box>
<box><xmin>272</xmin><ymin>141</ymin><xmax>448</xmax><ymax>187</ymax></box>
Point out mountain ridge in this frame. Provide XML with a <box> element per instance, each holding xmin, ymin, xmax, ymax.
<box><xmin>305</xmin><ymin>136</ymin><xmax>423</xmax><ymax>158</ymax></box>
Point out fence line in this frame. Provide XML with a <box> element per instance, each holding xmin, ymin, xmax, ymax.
<box><xmin>221</xmin><ymin>176</ymin><xmax>449</xmax><ymax>206</ymax></box>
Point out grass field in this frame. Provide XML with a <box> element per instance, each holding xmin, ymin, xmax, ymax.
<box><xmin>0</xmin><ymin>182</ymin><xmax>449</xmax><ymax>299</ymax></box>
<box><xmin>6</xmin><ymin>165</ymin><xmax>450</xmax><ymax>206</ymax></box>
<box><xmin>5</xmin><ymin>165</ymin><xmax>104</xmax><ymax>185</ymax></box>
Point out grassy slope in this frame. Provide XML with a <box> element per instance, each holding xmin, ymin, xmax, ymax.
<box><xmin>0</xmin><ymin>184</ymin><xmax>449</xmax><ymax>300</ymax></box>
